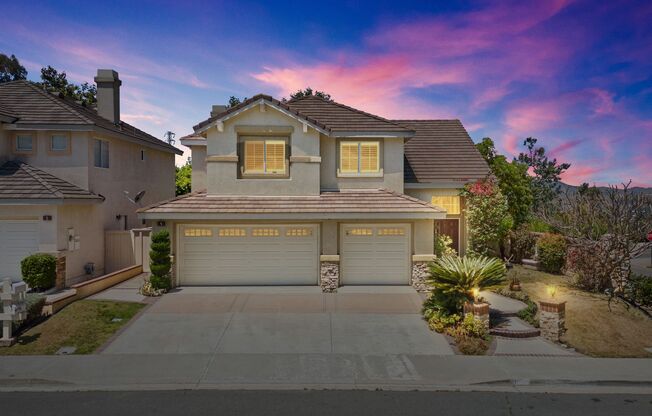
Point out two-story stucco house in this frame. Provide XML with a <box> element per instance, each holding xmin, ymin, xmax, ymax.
<box><xmin>139</xmin><ymin>95</ymin><xmax>488</xmax><ymax>291</ymax></box>
<box><xmin>0</xmin><ymin>70</ymin><xmax>182</xmax><ymax>286</ymax></box>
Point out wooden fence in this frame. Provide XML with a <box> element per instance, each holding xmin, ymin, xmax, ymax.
<box><xmin>105</xmin><ymin>228</ymin><xmax>151</xmax><ymax>274</ymax></box>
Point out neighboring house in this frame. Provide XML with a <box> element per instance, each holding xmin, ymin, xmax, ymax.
<box><xmin>139</xmin><ymin>94</ymin><xmax>489</xmax><ymax>290</ymax></box>
<box><xmin>0</xmin><ymin>70</ymin><xmax>182</xmax><ymax>286</ymax></box>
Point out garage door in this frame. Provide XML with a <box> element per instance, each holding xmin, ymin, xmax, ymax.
<box><xmin>341</xmin><ymin>224</ymin><xmax>410</xmax><ymax>285</ymax></box>
<box><xmin>178</xmin><ymin>224</ymin><xmax>319</xmax><ymax>285</ymax></box>
<box><xmin>0</xmin><ymin>221</ymin><xmax>40</xmax><ymax>282</ymax></box>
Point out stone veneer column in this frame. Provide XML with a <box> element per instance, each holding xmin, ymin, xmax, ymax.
<box><xmin>463</xmin><ymin>302</ymin><xmax>490</xmax><ymax>330</ymax></box>
<box><xmin>319</xmin><ymin>255</ymin><xmax>339</xmax><ymax>293</ymax></box>
<box><xmin>411</xmin><ymin>255</ymin><xmax>435</xmax><ymax>292</ymax></box>
<box><xmin>55</xmin><ymin>256</ymin><xmax>66</xmax><ymax>290</ymax></box>
<box><xmin>539</xmin><ymin>300</ymin><xmax>566</xmax><ymax>342</ymax></box>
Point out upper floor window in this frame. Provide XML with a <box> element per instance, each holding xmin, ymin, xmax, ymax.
<box><xmin>14</xmin><ymin>134</ymin><xmax>34</xmax><ymax>153</ymax></box>
<box><xmin>94</xmin><ymin>139</ymin><xmax>110</xmax><ymax>168</ymax></box>
<box><xmin>50</xmin><ymin>134</ymin><xmax>69</xmax><ymax>153</ymax></box>
<box><xmin>339</xmin><ymin>141</ymin><xmax>380</xmax><ymax>175</ymax></box>
<box><xmin>431</xmin><ymin>196</ymin><xmax>461</xmax><ymax>215</ymax></box>
<box><xmin>243</xmin><ymin>138</ymin><xmax>286</xmax><ymax>175</ymax></box>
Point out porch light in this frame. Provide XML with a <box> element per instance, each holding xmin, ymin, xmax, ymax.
<box><xmin>471</xmin><ymin>287</ymin><xmax>480</xmax><ymax>302</ymax></box>
<box><xmin>547</xmin><ymin>285</ymin><xmax>558</xmax><ymax>298</ymax></box>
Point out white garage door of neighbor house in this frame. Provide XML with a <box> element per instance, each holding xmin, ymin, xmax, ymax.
<box><xmin>0</xmin><ymin>221</ymin><xmax>40</xmax><ymax>282</ymax></box>
<box><xmin>341</xmin><ymin>224</ymin><xmax>410</xmax><ymax>285</ymax></box>
<box><xmin>178</xmin><ymin>224</ymin><xmax>319</xmax><ymax>286</ymax></box>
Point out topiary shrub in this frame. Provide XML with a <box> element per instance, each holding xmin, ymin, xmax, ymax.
<box><xmin>149</xmin><ymin>230</ymin><xmax>171</xmax><ymax>291</ymax></box>
<box><xmin>20</xmin><ymin>253</ymin><xmax>57</xmax><ymax>291</ymax></box>
<box><xmin>536</xmin><ymin>233</ymin><xmax>567</xmax><ymax>273</ymax></box>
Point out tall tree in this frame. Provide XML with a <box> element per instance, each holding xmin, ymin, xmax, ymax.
<box><xmin>476</xmin><ymin>138</ymin><xmax>533</xmax><ymax>226</ymax></box>
<box><xmin>38</xmin><ymin>66</ymin><xmax>97</xmax><ymax>106</ymax></box>
<box><xmin>175</xmin><ymin>162</ymin><xmax>192</xmax><ymax>196</ymax></box>
<box><xmin>517</xmin><ymin>137</ymin><xmax>570</xmax><ymax>211</ymax></box>
<box><xmin>287</xmin><ymin>87</ymin><xmax>331</xmax><ymax>101</ymax></box>
<box><xmin>0</xmin><ymin>53</ymin><xmax>27</xmax><ymax>83</ymax></box>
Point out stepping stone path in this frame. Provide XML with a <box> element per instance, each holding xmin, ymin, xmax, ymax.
<box><xmin>481</xmin><ymin>291</ymin><xmax>580</xmax><ymax>357</ymax></box>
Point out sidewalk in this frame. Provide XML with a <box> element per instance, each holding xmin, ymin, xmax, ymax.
<box><xmin>1</xmin><ymin>353</ymin><xmax>651</xmax><ymax>394</ymax></box>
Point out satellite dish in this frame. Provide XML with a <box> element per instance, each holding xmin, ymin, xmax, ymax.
<box><xmin>124</xmin><ymin>190</ymin><xmax>146</xmax><ymax>204</ymax></box>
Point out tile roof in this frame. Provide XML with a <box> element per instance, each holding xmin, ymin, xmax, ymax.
<box><xmin>286</xmin><ymin>96</ymin><xmax>413</xmax><ymax>134</ymax></box>
<box><xmin>0</xmin><ymin>81</ymin><xmax>181</xmax><ymax>154</ymax></box>
<box><xmin>0</xmin><ymin>161</ymin><xmax>103</xmax><ymax>201</ymax></box>
<box><xmin>0</xmin><ymin>103</ymin><xmax>18</xmax><ymax>121</ymax></box>
<box><xmin>139</xmin><ymin>188</ymin><xmax>443</xmax><ymax>216</ymax></box>
<box><xmin>396</xmin><ymin>120</ymin><xmax>490</xmax><ymax>183</ymax></box>
<box><xmin>193</xmin><ymin>94</ymin><xmax>413</xmax><ymax>136</ymax></box>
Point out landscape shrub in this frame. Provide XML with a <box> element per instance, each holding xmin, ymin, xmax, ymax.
<box><xmin>509</xmin><ymin>224</ymin><xmax>537</xmax><ymax>263</ymax></box>
<box><xmin>427</xmin><ymin>255</ymin><xmax>507</xmax><ymax>314</ymax></box>
<box><xmin>449</xmin><ymin>314</ymin><xmax>490</xmax><ymax>355</ymax></box>
<box><xmin>20</xmin><ymin>253</ymin><xmax>57</xmax><ymax>291</ymax></box>
<box><xmin>149</xmin><ymin>230</ymin><xmax>172</xmax><ymax>291</ymax></box>
<box><xmin>625</xmin><ymin>274</ymin><xmax>652</xmax><ymax>308</ymax></box>
<box><xmin>434</xmin><ymin>233</ymin><xmax>456</xmax><ymax>257</ymax></box>
<box><xmin>536</xmin><ymin>233</ymin><xmax>567</xmax><ymax>273</ymax></box>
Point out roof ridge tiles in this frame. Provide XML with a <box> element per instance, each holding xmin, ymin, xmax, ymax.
<box><xmin>17</xmin><ymin>162</ymin><xmax>63</xmax><ymax>198</ymax></box>
<box><xmin>23</xmin><ymin>81</ymin><xmax>94</xmax><ymax>124</ymax></box>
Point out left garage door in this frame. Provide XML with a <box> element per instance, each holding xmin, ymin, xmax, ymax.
<box><xmin>178</xmin><ymin>224</ymin><xmax>319</xmax><ymax>286</ymax></box>
<box><xmin>0</xmin><ymin>221</ymin><xmax>40</xmax><ymax>281</ymax></box>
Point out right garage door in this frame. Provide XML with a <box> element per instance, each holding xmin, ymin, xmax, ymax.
<box><xmin>341</xmin><ymin>224</ymin><xmax>410</xmax><ymax>285</ymax></box>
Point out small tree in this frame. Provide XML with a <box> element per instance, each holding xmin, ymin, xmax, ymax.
<box><xmin>286</xmin><ymin>87</ymin><xmax>331</xmax><ymax>101</ymax></box>
<box><xmin>0</xmin><ymin>53</ymin><xmax>27</xmax><ymax>83</ymax></box>
<box><xmin>476</xmin><ymin>137</ymin><xmax>533</xmax><ymax>226</ymax></box>
<box><xmin>149</xmin><ymin>230</ymin><xmax>172</xmax><ymax>291</ymax></box>
<box><xmin>540</xmin><ymin>181</ymin><xmax>652</xmax><ymax>311</ymax></box>
<box><xmin>175</xmin><ymin>162</ymin><xmax>192</xmax><ymax>196</ymax></box>
<box><xmin>460</xmin><ymin>179</ymin><xmax>513</xmax><ymax>257</ymax></box>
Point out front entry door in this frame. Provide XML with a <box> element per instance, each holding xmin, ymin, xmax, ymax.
<box><xmin>436</xmin><ymin>219</ymin><xmax>460</xmax><ymax>254</ymax></box>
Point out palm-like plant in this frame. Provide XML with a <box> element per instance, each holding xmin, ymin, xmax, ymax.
<box><xmin>426</xmin><ymin>255</ymin><xmax>506</xmax><ymax>313</ymax></box>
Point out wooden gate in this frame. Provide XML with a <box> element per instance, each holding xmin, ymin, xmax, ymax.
<box><xmin>105</xmin><ymin>228</ymin><xmax>151</xmax><ymax>273</ymax></box>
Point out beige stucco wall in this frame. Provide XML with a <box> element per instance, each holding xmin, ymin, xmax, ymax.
<box><xmin>57</xmin><ymin>204</ymin><xmax>105</xmax><ymax>282</ymax></box>
<box><xmin>319</xmin><ymin>134</ymin><xmax>404</xmax><ymax>192</ymax></box>
<box><xmin>2</xmin><ymin>129</ymin><xmax>90</xmax><ymax>188</ymax></box>
<box><xmin>190</xmin><ymin>145</ymin><xmax>207</xmax><ymax>192</ymax></box>
<box><xmin>405</xmin><ymin>187</ymin><xmax>468</xmax><ymax>255</ymax></box>
<box><xmin>88</xmin><ymin>133</ymin><xmax>176</xmax><ymax>230</ymax></box>
<box><xmin>205</xmin><ymin>106</ymin><xmax>321</xmax><ymax>196</ymax></box>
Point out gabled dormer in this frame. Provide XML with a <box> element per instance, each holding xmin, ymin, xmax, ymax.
<box><xmin>184</xmin><ymin>94</ymin><xmax>414</xmax><ymax>196</ymax></box>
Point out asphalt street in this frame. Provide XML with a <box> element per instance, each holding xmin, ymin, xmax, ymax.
<box><xmin>2</xmin><ymin>390</ymin><xmax>651</xmax><ymax>416</ymax></box>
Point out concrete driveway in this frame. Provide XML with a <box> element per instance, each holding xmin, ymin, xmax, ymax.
<box><xmin>102</xmin><ymin>286</ymin><xmax>453</xmax><ymax>355</ymax></box>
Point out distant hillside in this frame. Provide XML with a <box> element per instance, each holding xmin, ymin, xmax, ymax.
<box><xmin>559</xmin><ymin>183</ymin><xmax>652</xmax><ymax>196</ymax></box>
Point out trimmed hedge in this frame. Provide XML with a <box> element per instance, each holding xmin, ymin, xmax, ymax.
<box><xmin>21</xmin><ymin>253</ymin><xmax>57</xmax><ymax>291</ymax></box>
<box><xmin>537</xmin><ymin>233</ymin><xmax>567</xmax><ymax>274</ymax></box>
<box><xmin>149</xmin><ymin>230</ymin><xmax>171</xmax><ymax>291</ymax></box>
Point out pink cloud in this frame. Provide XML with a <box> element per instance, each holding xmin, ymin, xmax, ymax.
<box><xmin>504</xmin><ymin>103</ymin><xmax>562</xmax><ymax>134</ymax></box>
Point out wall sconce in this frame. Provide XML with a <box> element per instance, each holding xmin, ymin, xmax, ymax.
<box><xmin>42</xmin><ymin>215</ymin><xmax>52</xmax><ymax>221</ymax></box>
<box><xmin>157</xmin><ymin>221</ymin><xmax>166</xmax><ymax>227</ymax></box>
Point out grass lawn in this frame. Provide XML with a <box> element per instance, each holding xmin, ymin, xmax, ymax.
<box><xmin>0</xmin><ymin>300</ymin><xmax>145</xmax><ymax>355</ymax></box>
<box><xmin>508</xmin><ymin>265</ymin><xmax>652</xmax><ymax>358</ymax></box>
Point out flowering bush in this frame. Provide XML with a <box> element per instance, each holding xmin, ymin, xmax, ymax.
<box><xmin>460</xmin><ymin>179</ymin><xmax>512</xmax><ymax>257</ymax></box>
<box><xmin>434</xmin><ymin>233</ymin><xmax>456</xmax><ymax>257</ymax></box>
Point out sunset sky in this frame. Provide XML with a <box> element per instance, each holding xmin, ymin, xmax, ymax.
<box><xmin>2</xmin><ymin>0</ymin><xmax>651</xmax><ymax>186</ymax></box>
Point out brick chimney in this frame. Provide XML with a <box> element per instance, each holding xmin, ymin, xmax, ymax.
<box><xmin>94</xmin><ymin>69</ymin><xmax>121</xmax><ymax>124</ymax></box>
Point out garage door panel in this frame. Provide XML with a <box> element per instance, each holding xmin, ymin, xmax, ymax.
<box><xmin>341</xmin><ymin>224</ymin><xmax>410</xmax><ymax>285</ymax></box>
<box><xmin>0</xmin><ymin>221</ymin><xmax>40</xmax><ymax>281</ymax></box>
<box><xmin>179</xmin><ymin>224</ymin><xmax>318</xmax><ymax>286</ymax></box>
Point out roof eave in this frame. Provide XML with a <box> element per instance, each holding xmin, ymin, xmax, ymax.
<box><xmin>193</xmin><ymin>97</ymin><xmax>330</xmax><ymax>136</ymax></box>
<box><xmin>0</xmin><ymin>197</ymin><xmax>104</xmax><ymax>205</ymax></box>
<box><xmin>138</xmin><ymin>211</ymin><xmax>445</xmax><ymax>220</ymax></box>
<box><xmin>331</xmin><ymin>130</ymin><xmax>415</xmax><ymax>139</ymax></box>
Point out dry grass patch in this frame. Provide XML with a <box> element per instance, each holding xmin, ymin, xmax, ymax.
<box><xmin>510</xmin><ymin>265</ymin><xmax>652</xmax><ymax>357</ymax></box>
<box><xmin>0</xmin><ymin>300</ymin><xmax>145</xmax><ymax>355</ymax></box>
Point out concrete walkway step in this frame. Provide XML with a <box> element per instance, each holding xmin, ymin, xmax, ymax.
<box><xmin>490</xmin><ymin>316</ymin><xmax>540</xmax><ymax>338</ymax></box>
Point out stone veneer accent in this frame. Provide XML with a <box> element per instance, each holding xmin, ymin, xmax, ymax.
<box><xmin>320</xmin><ymin>262</ymin><xmax>339</xmax><ymax>293</ymax></box>
<box><xmin>539</xmin><ymin>300</ymin><xmax>566</xmax><ymax>342</ymax></box>
<box><xmin>411</xmin><ymin>262</ymin><xmax>430</xmax><ymax>292</ymax></box>
<box><xmin>55</xmin><ymin>256</ymin><xmax>66</xmax><ymax>290</ymax></box>
<box><xmin>463</xmin><ymin>302</ymin><xmax>490</xmax><ymax>330</ymax></box>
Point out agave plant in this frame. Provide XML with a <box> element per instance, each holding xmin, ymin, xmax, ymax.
<box><xmin>426</xmin><ymin>255</ymin><xmax>507</xmax><ymax>313</ymax></box>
